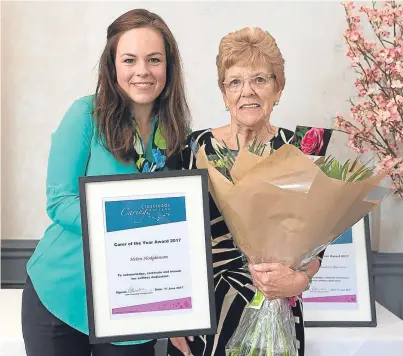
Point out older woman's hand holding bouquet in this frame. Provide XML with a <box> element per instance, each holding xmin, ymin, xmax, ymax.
<box><xmin>249</xmin><ymin>261</ymin><xmax>319</xmax><ymax>300</ymax></box>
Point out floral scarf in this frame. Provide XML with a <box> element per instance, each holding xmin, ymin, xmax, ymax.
<box><xmin>132</xmin><ymin>117</ymin><xmax>167</xmax><ymax>173</ymax></box>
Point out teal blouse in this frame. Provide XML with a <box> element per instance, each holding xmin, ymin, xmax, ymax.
<box><xmin>27</xmin><ymin>95</ymin><xmax>159</xmax><ymax>345</ymax></box>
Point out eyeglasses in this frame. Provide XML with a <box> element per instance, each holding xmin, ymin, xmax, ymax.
<box><xmin>222</xmin><ymin>74</ymin><xmax>276</xmax><ymax>92</ymax></box>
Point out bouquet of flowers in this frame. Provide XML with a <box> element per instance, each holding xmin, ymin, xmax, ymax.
<box><xmin>195</xmin><ymin>131</ymin><xmax>390</xmax><ymax>356</ymax></box>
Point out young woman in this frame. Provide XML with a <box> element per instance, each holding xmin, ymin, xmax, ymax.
<box><xmin>21</xmin><ymin>8</ymin><xmax>190</xmax><ymax>356</ymax></box>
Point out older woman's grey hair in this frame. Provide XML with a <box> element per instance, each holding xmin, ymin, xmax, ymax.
<box><xmin>216</xmin><ymin>27</ymin><xmax>285</xmax><ymax>94</ymax></box>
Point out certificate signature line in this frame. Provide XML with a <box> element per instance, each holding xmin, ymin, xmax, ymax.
<box><xmin>125</xmin><ymin>287</ymin><xmax>153</xmax><ymax>295</ymax></box>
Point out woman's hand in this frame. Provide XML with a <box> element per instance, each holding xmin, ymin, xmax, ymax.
<box><xmin>170</xmin><ymin>336</ymin><xmax>194</xmax><ymax>355</ymax></box>
<box><xmin>248</xmin><ymin>262</ymin><xmax>309</xmax><ymax>300</ymax></box>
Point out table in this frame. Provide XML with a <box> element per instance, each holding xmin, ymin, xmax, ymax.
<box><xmin>1</xmin><ymin>289</ymin><xmax>403</xmax><ymax>356</ymax></box>
<box><xmin>305</xmin><ymin>302</ymin><xmax>403</xmax><ymax>355</ymax></box>
<box><xmin>0</xmin><ymin>289</ymin><xmax>26</xmax><ymax>356</ymax></box>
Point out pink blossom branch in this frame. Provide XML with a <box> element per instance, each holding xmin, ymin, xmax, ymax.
<box><xmin>339</xmin><ymin>1</ymin><xmax>403</xmax><ymax>196</ymax></box>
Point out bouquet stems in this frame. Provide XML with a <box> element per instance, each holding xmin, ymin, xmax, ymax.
<box><xmin>226</xmin><ymin>291</ymin><xmax>298</xmax><ymax>356</ymax></box>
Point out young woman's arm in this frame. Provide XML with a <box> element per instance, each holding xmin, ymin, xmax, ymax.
<box><xmin>46</xmin><ymin>98</ymin><xmax>93</xmax><ymax>235</ymax></box>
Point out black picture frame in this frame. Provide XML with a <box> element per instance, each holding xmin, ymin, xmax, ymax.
<box><xmin>303</xmin><ymin>215</ymin><xmax>377</xmax><ymax>327</ymax></box>
<box><xmin>79</xmin><ymin>169</ymin><xmax>216</xmax><ymax>344</ymax></box>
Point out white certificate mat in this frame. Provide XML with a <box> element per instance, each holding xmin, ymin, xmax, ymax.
<box><xmin>79</xmin><ymin>170</ymin><xmax>216</xmax><ymax>343</ymax></box>
<box><xmin>103</xmin><ymin>193</ymin><xmax>193</xmax><ymax>319</ymax></box>
<box><xmin>302</xmin><ymin>216</ymin><xmax>376</xmax><ymax>327</ymax></box>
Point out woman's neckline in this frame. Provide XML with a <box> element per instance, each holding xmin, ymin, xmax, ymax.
<box><xmin>208</xmin><ymin>126</ymin><xmax>279</xmax><ymax>148</ymax></box>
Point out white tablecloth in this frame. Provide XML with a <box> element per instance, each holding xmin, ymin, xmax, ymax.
<box><xmin>305</xmin><ymin>302</ymin><xmax>403</xmax><ymax>355</ymax></box>
<box><xmin>0</xmin><ymin>289</ymin><xmax>26</xmax><ymax>356</ymax></box>
<box><xmin>1</xmin><ymin>289</ymin><xmax>403</xmax><ymax>356</ymax></box>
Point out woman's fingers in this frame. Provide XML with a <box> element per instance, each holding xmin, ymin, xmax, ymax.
<box><xmin>251</xmin><ymin>262</ymin><xmax>285</xmax><ymax>272</ymax></box>
<box><xmin>252</xmin><ymin>278</ymin><xmax>277</xmax><ymax>300</ymax></box>
<box><xmin>250</xmin><ymin>266</ymin><xmax>272</xmax><ymax>287</ymax></box>
<box><xmin>170</xmin><ymin>337</ymin><xmax>191</xmax><ymax>355</ymax></box>
<box><xmin>250</xmin><ymin>264</ymin><xmax>295</xmax><ymax>299</ymax></box>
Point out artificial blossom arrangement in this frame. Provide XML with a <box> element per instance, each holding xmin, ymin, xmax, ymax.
<box><xmin>335</xmin><ymin>0</ymin><xmax>403</xmax><ymax>197</ymax></box>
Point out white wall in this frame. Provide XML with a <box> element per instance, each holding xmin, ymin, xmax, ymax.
<box><xmin>1</xmin><ymin>1</ymin><xmax>403</xmax><ymax>252</ymax></box>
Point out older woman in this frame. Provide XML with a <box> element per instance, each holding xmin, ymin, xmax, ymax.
<box><xmin>168</xmin><ymin>27</ymin><xmax>324</xmax><ymax>356</ymax></box>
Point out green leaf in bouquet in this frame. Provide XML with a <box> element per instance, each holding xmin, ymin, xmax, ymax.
<box><xmin>213</xmin><ymin>159</ymin><xmax>226</xmax><ymax>168</ymax></box>
<box><xmin>318</xmin><ymin>156</ymin><xmax>374</xmax><ymax>182</ymax></box>
<box><xmin>221</xmin><ymin>140</ymin><xmax>237</xmax><ymax>163</ymax></box>
<box><xmin>319</xmin><ymin>157</ymin><xmax>339</xmax><ymax>179</ymax></box>
<box><xmin>269</xmin><ymin>142</ymin><xmax>275</xmax><ymax>155</ymax></box>
<box><xmin>259</xmin><ymin>143</ymin><xmax>266</xmax><ymax>156</ymax></box>
<box><xmin>347</xmin><ymin>163</ymin><xmax>374</xmax><ymax>182</ymax></box>
<box><xmin>341</xmin><ymin>159</ymin><xmax>350</xmax><ymax>181</ymax></box>
<box><xmin>330</xmin><ymin>160</ymin><xmax>341</xmax><ymax>179</ymax></box>
<box><xmin>249</xmin><ymin>136</ymin><xmax>256</xmax><ymax>152</ymax></box>
<box><xmin>350</xmin><ymin>157</ymin><xmax>359</xmax><ymax>172</ymax></box>
<box><xmin>346</xmin><ymin>156</ymin><xmax>374</xmax><ymax>182</ymax></box>
<box><xmin>248</xmin><ymin>137</ymin><xmax>268</xmax><ymax>156</ymax></box>
<box><xmin>215</xmin><ymin>147</ymin><xmax>233</xmax><ymax>165</ymax></box>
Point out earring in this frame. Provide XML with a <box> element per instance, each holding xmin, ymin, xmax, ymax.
<box><xmin>274</xmin><ymin>101</ymin><xmax>279</xmax><ymax>106</ymax></box>
<box><xmin>225</xmin><ymin>106</ymin><xmax>229</xmax><ymax>111</ymax></box>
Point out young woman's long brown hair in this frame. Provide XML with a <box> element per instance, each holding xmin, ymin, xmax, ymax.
<box><xmin>93</xmin><ymin>9</ymin><xmax>191</xmax><ymax>162</ymax></box>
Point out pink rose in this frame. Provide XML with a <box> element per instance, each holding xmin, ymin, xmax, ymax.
<box><xmin>300</xmin><ymin>128</ymin><xmax>325</xmax><ymax>155</ymax></box>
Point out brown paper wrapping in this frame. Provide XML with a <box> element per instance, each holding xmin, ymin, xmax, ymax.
<box><xmin>196</xmin><ymin>144</ymin><xmax>388</xmax><ymax>267</ymax></box>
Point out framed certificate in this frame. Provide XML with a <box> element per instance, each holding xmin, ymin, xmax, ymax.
<box><xmin>302</xmin><ymin>215</ymin><xmax>376</xmax><ymax>327</ymax></box>
<box><xmin>79</xmin><ymin>169</ymin><xmax>216</xmax><ymax>344</ymax></box>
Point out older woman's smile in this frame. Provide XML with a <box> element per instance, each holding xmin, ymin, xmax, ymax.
<box><xmin>240</xmin><ymin>103</ymin><xmax>261</xmax><ymax>109</ymax></box>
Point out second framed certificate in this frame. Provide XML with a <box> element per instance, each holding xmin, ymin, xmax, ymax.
<box><xmin>79</xmin><ymin>169</ymin><xmax>216</xmax><ymax>343</ymax></box>
<box><xmin>302</xmin><ymin>215</ymin><xmax>376</xmax><ymax>327</ymax></box>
